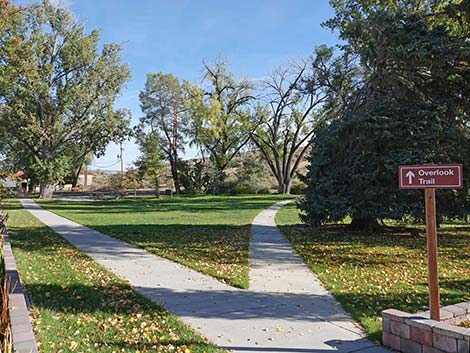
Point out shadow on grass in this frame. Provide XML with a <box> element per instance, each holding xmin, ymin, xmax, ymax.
<box><xmin>9</xmin><ymin>223</ymin><xmax>251</xmax><ymax>264</ymax></box>
<box><xmin>9</xmin><ymin>220</ymin><xmax>254</xmax><ymax>287</ymax></box>
<box><xmin>37</xmin><ymin>195</ymin><xmax>292</xmax><ymax>215</ymax></box>
<box><xmin>24</xmin><ymin>280</ymin><xmax>441</xmax><ymax>345</ymax></box>
<box><xmin>279</xmin><ymin>224</ymin><xmax>470</xmax><ymax>254</ymax></box>
<box><xmin>0</xmin><ymin>199</ymin><xmax>24</xmax><ymax>211</ymax></box>
<box><xmin>335</xmin><ymin>289</ymin><xmax>469</xmax><ymax>343</ymax></box>
<box><xmin>26</xmin><ymin>282</ymin><xmax>159</xmax><ymax>314</ymax></box>
<box><xmin>426</xmin><ymin>279</ymin><xmax>470</xmax><ymax>292</ymax></box>
<box><xmin>12</xmin><ymin>221</ymin><xmax>469</xmax><ymax>262</ymax></box>
<box><xmin>94</xmin><ymin>341</ymin><xmax>215</xmax><ymax>352</ymax></box>
<box><xmin>24</xmin><ymin>283</ymin><xmax>350</xmax><ymax>322</ymax></box>
<box><xmin>93</xmin><ymin>340</ymin><xmax>215</xmax><ymax>352</ymax></box>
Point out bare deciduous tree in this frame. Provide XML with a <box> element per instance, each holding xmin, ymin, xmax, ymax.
<box><xmin>251</xmin><ymin>47</ymin><xmax>355</xmax><ymax>194</ymax></box>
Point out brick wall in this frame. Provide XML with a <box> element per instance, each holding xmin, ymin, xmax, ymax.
<box><xmin>382</xmin><ymin>302</ymin><xmax>470</xmax><ymax>353</ymax></box>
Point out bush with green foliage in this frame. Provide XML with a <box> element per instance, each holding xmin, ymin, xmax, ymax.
<box><xmin>222</xmin><ymin>152</ymin><xmax>274</xmax><ymax>195</ymax></box>
<box><xmin>178</xmin><ymin>159</ymin><xmax>210</xmax><ymax>195</ymax></box>
<box><xmin>289</xmin><ymin>180</ymin><xmax>306</xmax><ymax>195</ymax></box>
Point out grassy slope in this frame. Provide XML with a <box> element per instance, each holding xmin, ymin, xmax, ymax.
<box><xmin>39</xmin><ymin>195</ymin><xmax>292</xmax><ymax>289</ymax></box>
<box><xmin>276</xmin><ymin>203</ymin><xmax>470</xmax><ymax>342</ymax></box>
<box><xmin>4</xmin><ymin>199</ymin><xmax>223</xmax><ymax>353</ymax></box>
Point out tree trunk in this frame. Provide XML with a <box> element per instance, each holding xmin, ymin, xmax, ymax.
<box><xmin>169</xmin><ymin>157</ymin><xmax>180</xmax><ymax>195</ymax></box>
<box><xmin>212</xmin><ymin>179</ymin><xmax>221</xmax><ymax>195</ymax></box>
<box><xmin>277</xmin><ymin>181</ymin><xmax>282</xmax><ymax>194</ymax></box>
<box><xmin>277</xmin><ymin>178</ymin><xmax>292</xmax><ymax>194</ymax></box>
<box><xmin>349</xmin><ymin>216</ymin><xmax>380</xmax><ymax>231</ymax></box>
<box><xmin>171</xmin><ymin>109</ymin><xmax>180</xmax><ymax>195</ymax></box>
<box><xmin>72</xmin><ymin>165</ymin><xmax>82</xmax><ymax>188</ymax></box>
<box><xmin>284</xmin><ymin>182</ymin><xmax>292</xmax><ymax>194</ymax></box>
<box><xmin>212</xmin><ymin>174</ymin><xmax>223</xmax><ymax>195</ymax></box>
<box><xmin>154</xmin><ymin>178</ymin><xmax>160</xmax><ymax>198</ymax></box>
<box><xmin>39</xmin><ymin>183</ymin><xmax>55</xmax><ymax>199</ymax></box>
<box><xmin>211</xmin><ymin>167</ymin><xmax>225</xmax><ymax>195</ymax></box>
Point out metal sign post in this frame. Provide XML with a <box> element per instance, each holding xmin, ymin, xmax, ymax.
<box><xmin>398</xmin><ymin>164</ymin><xmax>463</xmax><ymax>321</ymax></box>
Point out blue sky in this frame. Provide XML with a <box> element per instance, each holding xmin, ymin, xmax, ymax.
<box><xmin>54</xmin><ymin>0</ymin><xmax>339</xmax><ymax>170</ymax></box>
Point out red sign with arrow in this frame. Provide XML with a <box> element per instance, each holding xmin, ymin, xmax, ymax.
<box><xmin>398</xmin><ymin>164</ymin><xmax>463</xmax><ymax>189</ymax></box>
<box><xmin>398</xmin><ymin>163</ymin><xmax>464</xmax><ymax>321</ymax></box>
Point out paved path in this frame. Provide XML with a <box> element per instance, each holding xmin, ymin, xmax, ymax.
<box><xmin>20</xmin><ymin>198</ymin><xmax>390</xmax><ymax>353</ymax></box>
<box><xmin>250</xmin><ymin>200</ymin><xmax>332</xmax><ymax>293</ymax></box>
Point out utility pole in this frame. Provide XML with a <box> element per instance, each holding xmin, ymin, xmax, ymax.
<box><xmin>119</xmin><ymin>141</ymin><xmax>124</xmax><ymax>188</ymax></box>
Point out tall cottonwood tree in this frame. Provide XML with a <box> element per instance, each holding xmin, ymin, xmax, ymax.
<box><xmin>0</xmin><ymin>1</ymin><xmax>130</xmax><ymax>198</ymax></box>
<box><xmin>139</xmin><ymin>73</ymin><xmax>185</xmax><ymax>194</ymax></box>
<box><xmin>184</xmin><ymin>60</ymin><xmax>255</xmax><ymax>194</ymax></box>
<box><xmin>63</xmin><ymin>108</ymin><xmax>131</xmax><ymax>187</ymax></box>
<box><xmin>251</xmin><ymin>48</ymin><xmax>357</xmax><ymax>194</ymax></box>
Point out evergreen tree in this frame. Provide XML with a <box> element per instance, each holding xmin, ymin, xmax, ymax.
<box><xmin>301</xmin><ymin>0</ymin><xmax>470</xmax><ymax>227</ymax></box>
<box><xmin>135</xmin><ymin>130</ymin><xmax>165</xmax><ymax>197</ymax></box>
<box><xmin>139</xmin><ymin>73</ymin><xmax>186</xmax><ymax>194</ymax></box>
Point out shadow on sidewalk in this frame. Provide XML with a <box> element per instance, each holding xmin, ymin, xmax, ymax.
<box><xmin>219</xmin><ymin>338</ymin><xmax>384</xmax><ymax>353</ymax></box>
<box><xmin>134</xmin><ymin>285</ymin><xmax>351</xmax><ymax>323</ymax></box>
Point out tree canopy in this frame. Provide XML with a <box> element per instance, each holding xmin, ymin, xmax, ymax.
<box><xmin>134</xmin><ymin>129</ymin><xmax>165</xmax><ymax>197</ymax></box>
<box><xmin>2</xmin><ymin>0</ymin><xmax>468</xmax><ymax>206</ymax></box>
<box><xmin>301</xmin><ymin>0</ymin><xmax>470</xmax><ymax>227</ymax></box>
<box><xmin>251</xmin><ymin>46</ymin><xmax>358</xmax><ymax>194</ymax></box>
<box><xmin>0</xmin><ymin>0</ymin><xmax>130</xmax><ymax>197</ymax></box>
<box><xmin>183</xmin><ymin>60</ymin><xmax>255</xmax><ymax>194</ymax></box>
<box><xmin>139</xmin><ymin>72</ymin><xmax>185</xmax><ymax>194</ymax></box>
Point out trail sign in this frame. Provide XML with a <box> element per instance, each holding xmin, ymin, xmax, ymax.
<box><xmin>399</xmin><ymin>164</ymin><xmax>462</xmax><ymax>189</ymax></box>
<box><xmin>398</xmin><ymin>163</ymin><xmax>464</xmax><ymax>322</ymax></box>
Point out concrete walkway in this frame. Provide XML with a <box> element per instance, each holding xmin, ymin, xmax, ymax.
<box><xmin>250</xmin><ymin>200</ymin><xmax>332</xmax><ymax>294</ymax></box>
<box><xmin>20</xmin><ymin>198</ymin><xmax>390</xmax><ymax>353</ymax></box>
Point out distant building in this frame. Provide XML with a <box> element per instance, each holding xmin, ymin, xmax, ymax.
<box><xmin>15</xmin><ymin>171</ymin><xmax>30</xmax><ymax>192</ymax></box>
<box><xmin>78</xmin><ymin>171</ymin><xmax>96</xmax><ymax>187</ymax></box>
<box><xmin>0</xmin><ymin>178</ymin><xmax>16</xmax><ymax>190</ymax></box>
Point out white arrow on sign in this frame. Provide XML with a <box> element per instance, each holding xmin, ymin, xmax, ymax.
<box><xmin>406</xmin><ymin>171</ymin><xmax>415</xmax><ymax>184</ymax></box>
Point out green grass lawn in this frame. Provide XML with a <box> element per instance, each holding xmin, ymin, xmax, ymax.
<box><xmin>276</xmin><ymin>203</ymin><xmax>470</xmax><ymax>342</ymax></box>
<box><xmin>39</xmin><ymin>195</ymin><xmax>292</xmax><ymax>289</ymax></box>
<box><xmin>3</xmin><ymin>199</ymin><xmax>223</xmax><ymax>353</ymax></box>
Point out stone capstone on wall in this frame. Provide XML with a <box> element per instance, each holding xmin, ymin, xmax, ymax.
<box><xmin>382</xmin><ymin>303</ymin><xmax>470</xmax><ymax>353</ymax></box>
